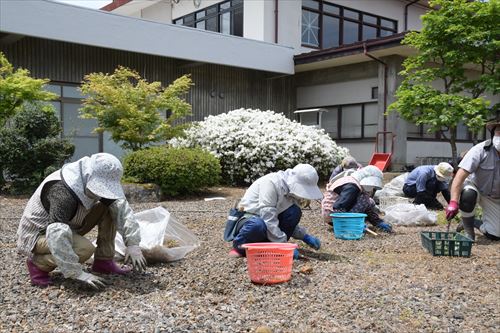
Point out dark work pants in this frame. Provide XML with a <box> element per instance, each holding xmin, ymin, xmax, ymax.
<box><xmin>232</xmin><ymin>204</ymin><xmax>302</xmax><ymax>254</ymax></box>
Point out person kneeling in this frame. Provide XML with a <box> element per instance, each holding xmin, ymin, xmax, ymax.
<box><xmin>322</xmin><ymin>165</ymin><xmax>392</xmax><ymax>233</ymax></box>
<box><xmin>228</xmin><ymin>164</ymin><xmax>323</xmax><ymax>258</ymax></box>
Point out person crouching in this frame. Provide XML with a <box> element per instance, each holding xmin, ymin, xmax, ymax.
<box><xmin>228</xmin><ymin>164</ymin><xmax>323</xmax><ymax>258</ymax></box>
<box><xmin>321</xmin><ymin>165</ymin><xmax>392</xmax><ymax>233</ymax></box>
<box><xmin>17</xmin><ymin>153</ymin><xmax>147</xmax><ymax>288</ymax></box>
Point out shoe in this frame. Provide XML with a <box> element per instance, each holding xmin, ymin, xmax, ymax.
<box><xmin>92</xmin><ymin>259</ymin><xmax>131</xmax><ymax>275</ymax></box>
<box><xmin>27</xmin><ymin>259</ymin><xmax>53</xmax><ymax>287</ymax></box>
<box><xmin>228</xmin><ymin>248</ymin><xmax>243</xmax><ymax>258</ymax></box>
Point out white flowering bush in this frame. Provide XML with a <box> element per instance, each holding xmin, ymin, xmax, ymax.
<box><xmin>170</xmin><ymin>108</ymin><xmax>349</xmax><ymax>184</ymax></box>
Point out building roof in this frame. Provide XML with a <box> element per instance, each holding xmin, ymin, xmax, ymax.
<box><xmin>0</xmin><ymin>0</ymin><xmax>294</xmax><ymax>74</ymax></box>
<box><xmin>294</xmin><ymin>32</ymin><xmax>416</xmax><ymax>72</ymax></box>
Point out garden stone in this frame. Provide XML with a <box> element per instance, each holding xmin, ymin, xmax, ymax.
<box><xmin>123</xmin><ymin>183</ymin><xmax>160</xmax><ymax>203</ymax></box>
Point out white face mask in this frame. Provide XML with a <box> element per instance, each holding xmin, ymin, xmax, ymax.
<box><xmin>493</xmin><ymin>136</ymin><xmax>500</xmax><ymax>152</ymax></box>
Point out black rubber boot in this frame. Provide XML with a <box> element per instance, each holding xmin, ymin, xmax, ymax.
<box><xmin>461</xmin><ymin>216</ymin><xmax>476</xmax><ymax>241</ymax></box>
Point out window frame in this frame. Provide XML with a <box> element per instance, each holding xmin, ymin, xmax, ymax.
<box><xmin>173</xmin><ymin>0</ymin><xmax>243</xmax><ymax>37</ymax></box>
<box><xmin>301</xmin><ymin>0</ymin><xmax>398</xmax><ymax>49</ymax></box>
<box><xmin>301</xmin><ymin>102</ymin><xmax>379</xmax><ymax>140</ymax></box>
<box><xmin>45</xmin><ymin>81</ymin><xmax>104</xmax><ymax>153</ymax></box>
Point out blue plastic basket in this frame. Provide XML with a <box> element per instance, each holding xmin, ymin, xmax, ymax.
<box><xmin>330</xmin><ymin>213</ymin><xmax>367</xmax><ymax>240</ymax></box>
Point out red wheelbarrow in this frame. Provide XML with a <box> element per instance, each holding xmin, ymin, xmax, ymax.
<box><xmin>369</xmin><ymin>131</ymin><xmax>395</xmax><ymax>172</ymax></box>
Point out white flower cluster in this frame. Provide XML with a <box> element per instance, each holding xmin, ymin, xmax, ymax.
<box><xmin>170</xmin><ymin>108</ymin><xmax>349</xmax><ymax>184</ymax></box>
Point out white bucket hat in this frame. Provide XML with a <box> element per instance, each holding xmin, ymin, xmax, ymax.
<box><xmin>434</xmin><ymin>162</ymin><xmax>453</xmax><ymax>182</ymax></box>
<box><xmin>352</xmin><ymin>165</ymin><xmax>383</xmax><ymax>192</ymax></box>
<box><xmin>86</xmin><ymin>153</ymin><xmax>125</xmax><ymax>200</ymax></box>
<box><xmin>287</xmin><ymin>164</ymin><xmax>323</xmax><ymax>200</ymax></box>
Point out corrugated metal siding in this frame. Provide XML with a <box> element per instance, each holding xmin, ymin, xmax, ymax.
<box><xmin>1</xmin><ymin>36</ymin><xmax>296</xmax><ymax>119</ymax></box>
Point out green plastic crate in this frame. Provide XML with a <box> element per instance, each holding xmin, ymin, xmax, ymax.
<box><xmin>420</xmin><ymin>231</ymin><xmax>474</xmax><ymax>257</ymax></box>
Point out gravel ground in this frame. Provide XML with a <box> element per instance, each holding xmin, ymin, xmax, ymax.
<box><xmin>1</xmin><ymin>187</ymin><xmax>499</xmax><ymax>333</ymax></box>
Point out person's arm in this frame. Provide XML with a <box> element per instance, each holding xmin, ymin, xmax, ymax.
<box><xmin>258</xmin><ymin>180</ymin><xmax>287</xmax><ymax>243</ymax></box>
<box><xmin>450</xmin><ymin>168</ymin><xmax>470</xmax><ymax>202</ymax></box>
<box><xmin>108</xmin><ymin>199</ymin><xmax>141</xmax><ymax>247</ymax></box>
<box><xmin>44</xmin><ymin>183</ymin><xmax>83</xmax><ymax>279</ymax></box>
<box><xmin>108</xmin><ymin>199</ymin><xmax>146</xmax><ymax>271</ymax></box>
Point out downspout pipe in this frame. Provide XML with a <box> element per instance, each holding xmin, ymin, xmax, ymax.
<box><xmin>364</xmin><ymin>43</ymin><xmax>388</xmax><ymax>153</ymax></box>
<box><xmin>274</xmin><ymin>0</ymin><xmax>279</xmax><ymax>43</ymax></box>
<box><xmin>404</xmin><ymin>0</ymin><xmax>419</xmax><ymax>31</ymax></box>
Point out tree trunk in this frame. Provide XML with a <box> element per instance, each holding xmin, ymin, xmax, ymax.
<box><xmin>449</xmin><ymin>131</ymin><xmax>458</xmax><ymax>168</ymax></box>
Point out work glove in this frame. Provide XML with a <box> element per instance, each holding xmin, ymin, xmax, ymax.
<box><xmin>376</xmin><ymin>221</ymin><xmax>393</xmax><ymax>233</ymax></box>
<box><xmin>124</xmin><ymin>245</ymin><xmax>147</xmax><ymax>272</ymax></box>
<box><xmin>293</xmin><ymin>248</ymin><xmax>299</xmax><ymax>260</ymax></box>
<box><xmin>76</xmin><ymin>271</ymin><xmax>106</xmax><ymax>290</ymax></box>
<box><xmin>303</xmin><ymin>234</ymin><xmax>321</xmax><ymax>250</ymax></box>
<box><xmin>445</xmin><ymin>200</ymin><xmax>459</xmax><ymax>220</ymax></box>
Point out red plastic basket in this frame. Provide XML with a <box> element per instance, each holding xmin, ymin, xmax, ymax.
<box><xmin>241</xmin><ymin>243</ymin><xmax>298</xmax><ymax>285</ymax></box>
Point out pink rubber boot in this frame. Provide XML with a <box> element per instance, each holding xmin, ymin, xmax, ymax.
<box><xmin>26</xmin><ymin>259</ymin><xmax>53</xmax><ymax>287</ymax></box>
<box><xmin>92</xmin><ymin>259</ymin><xmax>131</xmax><ymax>275</ymax></box>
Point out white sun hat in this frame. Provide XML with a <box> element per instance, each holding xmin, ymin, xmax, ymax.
<box><xmin>352</xmin><ymin>165</ymin><xmax>383</xmax><ymax>192</ymax></box>
<box><xmin>86</xmin><ymin>153</ymin><xmax>125</xmax><ymax>200</ymax></box>
<box><xmin>287</xmin><ymin>164</ymin><xmax>323</xmax><ymax>200</ymax></box>
<box><xmin>434</xmin><ymin>162</ymin><xmax>454</xmax><ymax>182</ymax></box>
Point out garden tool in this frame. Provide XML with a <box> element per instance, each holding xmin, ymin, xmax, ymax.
<box><xmin>364</xmin><ymin>227</ymin><xmax>378</xmax><ymax>236</ymax></box>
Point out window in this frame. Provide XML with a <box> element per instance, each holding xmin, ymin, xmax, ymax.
<box><xmin>371</xmin><ymin>87</ymin><xmax>378</xmax><ymax>100</ymax></box>
<box><xmin>44</xmin><ymin>83</ymin><xmax>101</xmax><ymax>161</ymax></box>
<box><xmin>301</xmin><ymin>0</ymin><xmax>398</xmax><ymax>48</ymax></box>
<box><xmin>305</xmin><ymin>102</ymin><xmax>378</xmax><ymax>139</ymax></box>
<box><xmin>302</xmin><ymin>10</ymin><xmax>320</xmax><ymax>47</ymax></box>
<box><xmin>173</xmin><ymin>0</ymin><xmax>243</xmax><ymax>37</ymax></box>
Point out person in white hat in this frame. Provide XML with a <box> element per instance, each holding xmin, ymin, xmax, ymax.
<box><xmin>447</xmin><ymin>115</ymin><xmax>500</xmax><ymax>241</ymax></box>
<box><xmin>227</xmin><ymin>164</ymin><xmax>323</xmax><ymax>258</ymax></box>
<box><xmin>321</xmin><ymin>165</ymin><xmax>392</xmax><ymax>233</ymax></box>
<box><xmin>17</xmin><ymin>153</ymin><xmax>147</xmax><ymax>288</ymax></box>
<box><xmin>402</xmin><ymin>162</ymin><xmax>454</xmax><ymax>209</ymax></box>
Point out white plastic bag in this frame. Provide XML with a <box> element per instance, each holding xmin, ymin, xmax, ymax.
<box><xmin>383</xmin><ymin>203</ymin><xmax>437</xmax><ymax>226</ymax></box>
<box><xmin>374</xmin><ymin>173</ymin><xmax>408</xmax><ymax>201</ymax></box>
<box><xmin>115</xmin><ymin>206</ymin><xmax>200</xmax><ymax>263</ymax></box>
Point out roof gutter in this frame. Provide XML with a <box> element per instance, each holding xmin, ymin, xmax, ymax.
<box><xmin>363</xmin><ymin>42</ymin><xmax>388</xmax><ymax>153</ymax></box>
<box><xmin>294</xmin><ymin>32</ymin><xmax>407</xmax><ymax>65</ymax></box>
<box><xmin>274</xmin><ymin>0</ymin><xmax>279</xmax><ymax>43</ymax></box>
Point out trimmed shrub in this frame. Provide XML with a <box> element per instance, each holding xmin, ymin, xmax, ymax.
<box><xmin>170</xmin><ymin>108</ymin><xmax>349</xmax><ymax>184</ymax></box>
<box><xmin>123</xmin><ymin>146</ymin><xmax>221</xmax><ymax>197</ymax></box>
<box><xmin>0</xmin><ymin>102</ymin><xmax>74</xmax><ymax>192</ymax></box>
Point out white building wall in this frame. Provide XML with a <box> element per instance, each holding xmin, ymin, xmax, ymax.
<box><xmin>276</xmin><ymin>0</ymin><xmax>302</xmax><ymax>49</ymax></box>
<box><xmin>407</xmin><ymin>141</ymin><xmax>474</xmax><ymax>164</ymax></box>
<box><xmin>340</xmin><ymin>142</ymin><xmax>374</xmax><ymax>165</ymax></box>
<box><xmin>142</xmin><ymin>1</ymin><xmax>172</xmax><ymax>22</ymax></box>
<box><xmin>171</xmin><ymin>0</ymin><xmax>221</xmax><ymax>19</ymax></box>
<box><xmin>296</xmin><ymin>77</ymin><xmax>378</xmax><ymax>108</ymax></box>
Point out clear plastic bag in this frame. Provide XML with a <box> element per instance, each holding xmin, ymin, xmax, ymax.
<box><xmin>115</xmin><ymin>206</ymin><xmax>200</xmax><ymax>263</ymax></box>
<box><xmin>374</xmin><ymin>173</ymin><xmax>408</xmax><ymax>201</ymax></box>
<box><xmin>383</xmin><ymin>203</ymin><xmax>437</xmax><ymax>226</ymax></box>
